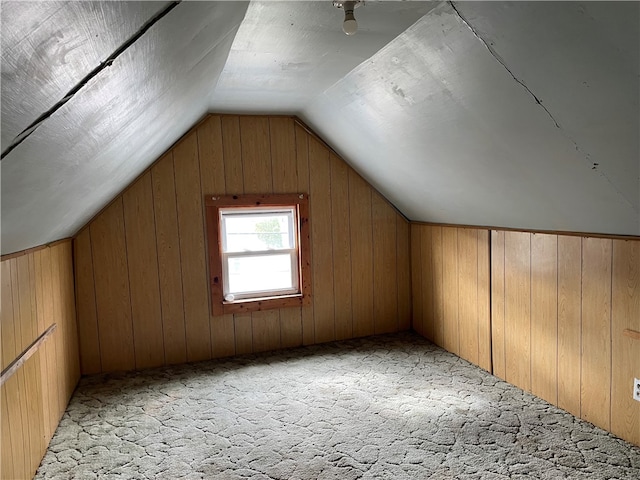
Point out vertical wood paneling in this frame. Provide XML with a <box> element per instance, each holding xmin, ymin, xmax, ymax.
<box><xmin>309</xmin><ymin>137</ymin><xmax>335</xmax><ymax>343</ymax></box>
<box><xmin>581</xmin><ymin>237</ymin><xmax>613</xmax><ymax>430</ymax></box>
<box><xmin>1</xmin><ymin>241</ymin><xmax>80</xmax><ymax>480</ymax></box>
<box><xmin>234</xmin><ymin>313</ymin><xmax>253</xmax><ymax>355</ymax></box>
<box><xmin>611</xmin><ymin>239</ymin><xmax>640</xmax><ymax>445</ymax></box>
<box><xmin>270</xmin><ymin>117</ymin><xmax>298</xmax><ymax>193</ymax></box>
<box><xmin>1</xmin><ymin>260</ymin><xmax>16</xmax><ymax>369</ymax></box>
<box><xmin>174</xmin><ymin>132</ymin><xmax>211</xmax><ymax>362</ymax></box>
<box><xmin>198</xmin><ymin>116</ymin><xmax>236</xmax><ymax>359</ymax></box>
<box><xmin>557</xmin><ymin>235</ymin><xmax>582</xmax><ymax>417</ymax></box>
<box><xmin>123</xmin><ymin>174</ymin><xmax>165</xmax><ymax>369</ymax></box>
<box><xmin>240</xmin><ymin>116</ymin><xmax>272</xmax><ymax>194</ymax></box>
<box><xmin>491</xmin><ymin>230</ymin><xmax>506</xmax><ymax>379</ymax></box>
<box><xmin>33</xmin><ymin>251</ymin><xmax>51</xmax><ymax>441</ymax></box>
<box><xmin>530</xmin><ymin>233</ymin><xmax>558</xmax><ymax>405</ymax></box>
<box><xmin>74</xmin><ymin>115</ymin><xmax>410</xmax><ymax>373</ymax></box>
<box><xmin>74</xmin><ymin>229</ymin><xmax>101</xmax><ymax>374</ymax></box>
<box><xmin>372</xmin><ymin>192</ymin><xmax>398</xmax><ymax>335</ymax></box>
<box><xmin>477</xmin><ymin>230</ymin><xmax>491</xmax><ymax>372</ymax></box>
<box><xmin>151</xmin><ymin>153</ymin><xmax>188</xmax><ymax>365</ymax></box>
<box><xmin>39</xmin><ymin>247</ymin><xmax>61</xmax><ymax>434</ymax></box>
<box><xmin>222</xmin><ymin>116</ymin><xmax>244</xmax><ymax>192</ymax></box>
<box><xmin>397</xmin><ymin>218</ymin><xmax>411</xmax><ymax>331</ymax></box>
<box><xmin>331</xmin><ymin>156</ymin><xmax>352</xmax><ymax>340</ymax></box>
<box><xmin>252</xmin><ymin>309</ymin><xmax>281</xmax><ymax>353</ymax></box>
<box><xmin>421</xmin><ymin>225</ymin><xmax>434</xmax><ymax>340</ymax></box>
<box><xmin>441</xmin><ymin>227</ymin><xmax>459</xmax><ymax>355</ymax></box>
<box><xmin>349</xmin><ymin>171</ymin><xmax>374</xmax><ymax>338</ymax></box>
<box><xmin>91</xmin><ymin>199</ymin><xmax>136</xmax><ymax>372</ymax></box>
<box><xmin>271</xmin><ymin>118</ymin><xmax>302</xmax><ymax>349</ymax></box>
<box><xmin>431</xmin><ymin>226</ymin><xmax>445</xmax><ymax>346</ymax></box>
<box><xmin>295</xmin><ymin>123</ymin><xmax>314</xmax><ymax>346</ymax></box>
<box><xmin>458</xmin><ymin>228</ymin><xmax>479</xmax><ymax>365</ymax></box>
<box><xmin>504</xmin><ymin>231</ymin><xmax>531</xmax><ymax>392</ymax></box>
<box><xmin>411</xmin><ymin>225</ymin><xmax>424</xmax><ymax>336</ymax></box>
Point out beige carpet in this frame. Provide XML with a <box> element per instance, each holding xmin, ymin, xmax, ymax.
<box><xmin>36</xmin><ymin>332</ymin><xmax>639</xmax><ymax>479</ymax></box>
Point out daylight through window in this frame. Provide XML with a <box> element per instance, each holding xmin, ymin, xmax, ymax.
<box><xmin>205</xmin><ymin>194</ymin><xmax>311</xmax><ymax>315</ymax></box>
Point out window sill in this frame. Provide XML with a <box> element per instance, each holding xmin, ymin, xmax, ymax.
<box><xmin>217</xmin><ymin>293</ymin><xmax>311</xmax><ymax>315</ymax></box>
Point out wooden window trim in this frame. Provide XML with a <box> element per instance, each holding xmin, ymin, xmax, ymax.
<box><xmin>205</xmin><ymin>193</ymin><xmax>312</xmax><ymax>316</ymax></box>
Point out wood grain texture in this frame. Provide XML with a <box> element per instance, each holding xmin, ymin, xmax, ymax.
<box><xmin>372</xmin><ymin>192</ymin><xmax>398</xmax><ymax>335</ymax></box>
<box><xmin>252</xmin><ymin>310</ymin><xmax>281</xmax><ymax>353</ymax></box>
<box><xmin>491</xmin><ymin>230</ymin><xmax>506</xmax><ymax>379</ymax></box>
<box><xmin>477</xmin><ymin>230</ymin><xmax>491</xmax><ymax>372</ymax></box>
<box><xmin>271</xmin><ymin>117</ymin><xmax>302</xmax><ymax>349</ymax></box>
<box><xmin>73</xmin><ymin>229</ymin><xmax>101</xmax><ymax>374</ymax></box>
<box><xmin>151</xmin><ymin>153</ymin><xmax>188</xmax><ymax>365</ymax></box>
<box><xmin>174</xmin><ymin>132</ymin><xmax>211</xmax><ymax>362</ymax></box>
<box><xmin>420</xmin><ymin>225</ymin><xmax>434</xmax><ymax>341</ymax></box>
<box><xmin>240</xmin><ymin>116</ymin><xmax>272</xmax><ymax>194</ymax></box>
<box><xmin>410</xmin><ymin>225</ymin><xmax>424</xmax><ymax>336</ymax></box>
<box><xmin>309</xmin><ymin>137</ymin><xmax>335</xmax><ymax>343</ymax></box>
<box><xmin>581</xmin><ymin>237</ymin><xmax>612</xmax><ymax>431</ymax></box>
<box><xmin>270</xmin><ymin>117</ymin><xmax>298</xmax><ymax>193</ymax></box>
<box><xmin>1</xmin><ymin>260</ymin><xmax>16</xmax><ymax>369</ymax></box>
<box><xmin>441</xmin><ymin>227</ymin><xmax>459</xmax><ymax>355</ymax></box>
<box><xmin>397</xmin><ymin>217</ymin><xmax>411</xmax><ymax>331</ymax></box>
<box><xmin>198</xmin><ymin>116</ymin><xmax>235</xmax><ymax>359</ymax></box>
<box><xmin>557</xmin><ymin>235</ymin><xmax>581</xmax><ymax>418</ymax></box>
<box><xmin>90</xmin><ymin>199</ymin><xmax>136</xmax><ymax>372</ymax></box>
<box><xmin>1</xmin><ymin>241</ymin><xmax>80</xmax><ymax>480</ymax></box>
<box><xmin>611</xmin><ymin>239</ymin><xmax>639</xmax><ymax>445</ymax></box>
<box><xmin>73</xmin><ymin>115</ymin><xmax>409</xmax><ymax>374</ymax></box>
<box><xmin>234</xmin><ymin>313</ymin><xmax>253</xmax><ymax>355</ymax></box>
<box><xmin>349</xmin><ymin>170</ymin><xmax>374</xmax><ymax>338</ymax></box>
<box><xmin>222</xmin><ymin>116</ymin><xmax>244</xmax><ymax>192</ymax></box>
<box><xmin>530</xmin><ymin>233</ymin><xmax>558</xmax><ymax>405</ymax></box>
<box><xmin>295</xmin><ymin>123</ymin><xmax>315</xmax><ymax>345</ymax></box>
<box><xmin>331</xmin><ymin>156</ymin><xmax>352</xmax><ymax>340</ymax></box>
<box><xmin>504</xmin><ymin>231</ymin><xmax>531</xmax><ymax>392</ymax></box>
<box><xmin>431</xmin><ymin>226</ymin><xmax>445</xmax><ymax>347</ymax></box>
<box><xmin>123</xmin><ymin>173</ymin><xmax>165</xmax><ymax>369</ymax></box>
<box><xmin>458</xmin><ymin>228</ymin><xmax>479</xmax><ymax>365</ymax></box>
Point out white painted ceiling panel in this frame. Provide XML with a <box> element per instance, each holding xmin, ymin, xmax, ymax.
<box><xmin>1</xmin><ymin>1</ymin><xmax>249</xmax><ymax>254</ymax></box>
<box><xmin>454</xmin><ymin>0</ymin><xmax>639</xmax><ymax>215</ymax></box>
<box><xmin>303</xmin><ymin>1</ymin><xmax>638</xmax><ymax>235</ymax></box>
<box><xmin>1</xmin><ymin>1</ymin><xmax>170</xmax><ymax>152</ymax></box>
<box><xmin>1</xmin><ymin>1</ymin><xmax>639</xmax><ymax>254</ymax></box>
<box><xmin>211</xmin><ymin>0</ymin><xmax>437</xmax><ymax>112</ymax></box>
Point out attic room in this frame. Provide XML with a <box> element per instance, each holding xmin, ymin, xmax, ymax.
<box><xmin>1</xmin><ymin>0</ymin><xmax>639</xmax><ymax>478</ymax></box>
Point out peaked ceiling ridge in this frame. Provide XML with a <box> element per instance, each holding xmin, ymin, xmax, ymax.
<box><xmin>1</xmin><ymin>1</ymin><xmax>182</xmax><ymax>160</ymax></box>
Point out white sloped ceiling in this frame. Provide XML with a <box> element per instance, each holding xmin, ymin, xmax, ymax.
<box><xmin>1</xmin><ymin>1</ymin><xmax>638</xmax><ymax>255</ymax></box>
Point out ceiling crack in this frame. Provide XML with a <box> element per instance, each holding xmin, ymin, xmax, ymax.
<box><xmin>449</xmin><ymin>1</ymin><xmax>639</xmax><ymax>216</ymax></box>
<box><xmin>1</xmin><ymin>1</ymin><xmax>183</xmax><ymax>160</ymax></box>
<box><xmin>448</xmin><ymin>1</ymin><xmax>561</xmax><ymax>130</ymax></box>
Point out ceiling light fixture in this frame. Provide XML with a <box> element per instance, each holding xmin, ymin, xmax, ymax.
<box><xmin>333</xmin><ymin>1</ymin><xmax>363</xmax><ymax>36</ymax></box>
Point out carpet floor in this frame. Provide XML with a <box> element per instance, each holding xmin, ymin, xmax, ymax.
<box><xmin>36</xmin><ymin>332</ymin><xmax>639</xmax><ymax>479</ymax></box>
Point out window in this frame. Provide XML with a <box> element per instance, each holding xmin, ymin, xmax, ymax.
<box><xmin>205</xmin><ymin>193</ymin><xmax>311</xmax><ymax>315</ymax></box>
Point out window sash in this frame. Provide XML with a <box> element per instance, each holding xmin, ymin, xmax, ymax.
<box><xmin>222</xmin><ymin>249</ymin><xmax>300</xmax><ymax>299</ymax></box>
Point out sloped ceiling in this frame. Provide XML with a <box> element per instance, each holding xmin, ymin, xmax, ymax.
<box><xmin>1</xmin><ymin>1</ymin><xmax>638</xmax><ymax>255</ymax></box>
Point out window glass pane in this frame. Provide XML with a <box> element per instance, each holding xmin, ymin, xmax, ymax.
<box><xmin>227</xmin><ymin>254</ymin><xmax>295</xmax><ymax>295</ymax></box>
<box><xmin>222</xmin><ymin>210</ymin><xmax>294</xmax><ymax>253</ymax></box>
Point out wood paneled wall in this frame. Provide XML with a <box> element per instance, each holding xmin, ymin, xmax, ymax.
<box><xmin>1</xmin><ymin>241</ymin><xmax>81</xmax><ymax>479</ymax></box>
<box><xmin>491</xmin><ymin>231</ymin><xmax>639</xmax><ymax>446</ymax></box>
<box><xmin>412</xmin><ymin>224</ymin><xmax>639</xmax><ymax>447</ymax></box>
<box><xmin>74</xmin><ymin>115</ymin><xmax>411</xmax><ymax>375</ymax></box>
<box><xmin>411</xmin><ymin>225</ymin><xmax>491</xmax><ymax>371</ymax></box>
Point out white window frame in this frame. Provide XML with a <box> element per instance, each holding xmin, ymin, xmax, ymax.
<box><xmin>219</xmin><ymin>207</ymin><xmax>300</xmax><ymax>300</ymax></box>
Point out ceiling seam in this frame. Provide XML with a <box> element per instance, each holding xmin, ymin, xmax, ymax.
<box><xmin>449</xmin><ymin>1</ymin><xmax>639</xmax><ymax>217</ymax></box>
<box><xmin>1</xmin><ymin>1</ymin><xmax>183</xmax><ymax>161</ymax></box>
